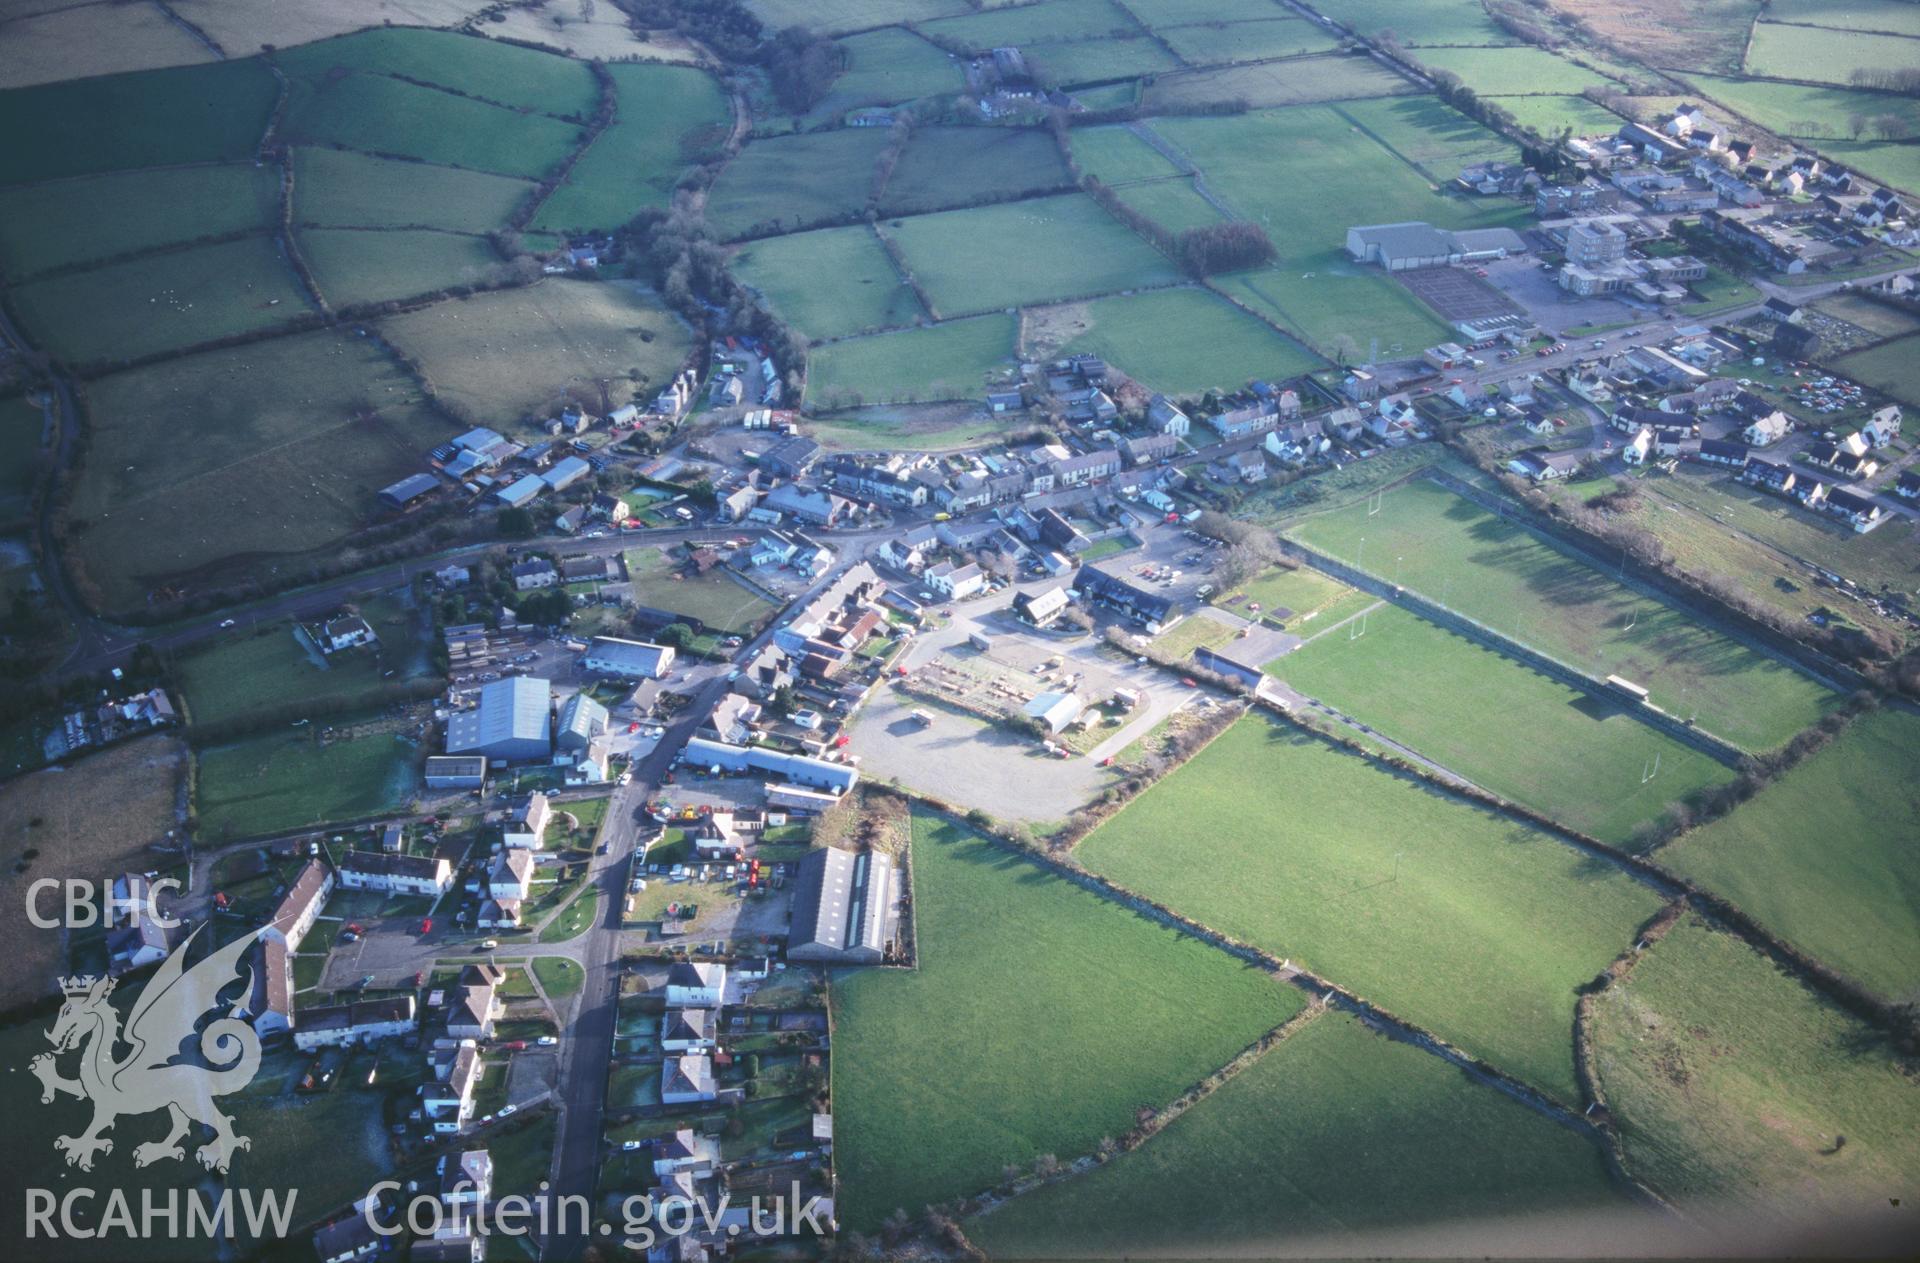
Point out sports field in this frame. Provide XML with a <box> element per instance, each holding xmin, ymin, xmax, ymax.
<box><xmin>291</xmin><ymin>148</ymin><xmax>533</xmax><ymax>234</ymax></box>
<box><xmin>623</xmin><ymin>546</ymin><xmax>783</xmax><ymax>635</ymax></box>
<box><xmin>531</xmin><ymin>63</ymin><xmax>728</xmax><ymax>233</ymax></box>
<box><xmin>969</xmin><ymin>1011</ymin><xmax>1630</xmax><ymax>1256</ymax></box>
<box><xmin>1269</xmin><ymin>604</ymin><xmax>1734</xmax><ymax>845</ymax></box>
<box><xmin>1287</xmin><ymin>477</ymin><xmax>1841</xmax><ymax>750</ymax></box>
<box><xmin>878</xmin><ymin>126</ymin><xmax>1072</xmax><ymax>216</ymax></box>
<box><xmin>1744</xmin><ymin>22</ymin><xmax>1920</xmax><ymax>84</ymax></box>
<box><xmin>68</xmin><ymin>329</ymin><xmax>451</xmax><ymax>614</ymax></box>
<box><xmin>1047</xmin><ymin>287</ymin><xmax>1323</xmax><ymax>396</ymax></box>
<box><xmin>380</xmin><ymin>279</ymin><xmax>692</xmax><ymax>427</ymax></box>
<box><xmin>707</xmin><ymin>128</ymin><xmax>891</xmax><ymax>241</ymax></box>
<box><xmin>1076</xmin><ymin>716</ymin><xmax>1664</xmax><ymax>1101</ymax></box>
<box><xmin>194</xmin><ymin>724</ymin><xmax>417</xmax><ymax>840</ymax></box>
<box><xmin>300</xmin><ymin>229</ymin><xmax>507</xmax><ymax>308</ymax></box>
<box><xmin>9</xmin><ymin>235</ymin><xmax>313</xmax><ymax>365</ymax></box>
<box><xmin>885</xmin><ymin>194</ymin><xmax>1184</xmax><ymax>316</ymax></box>
<box><xmin>732</xmin><ymin>225</ymin><xmax>925</xmax><ymax>340</ymax></box>
<box><xmin>1590</xmin><ymin>916</ymin><xmax>1920</xmax><ymax>1217</ymax></box>
<box><xmin>0</xmin><ymin>163</ymin><xmax>279</xmax><ymax>280</ymax></box>
<box><xmin>831</xmin><ymin>809</ymin><xmax>1301</xmax><ymax>1230</ymax></box>
<box><xmin>1658</xmin><ymin>706</ymin><xmax>1920</xmax><ymax>1000</ymax></box>
<box><xmin>805</xmin><ymin>313</ymin><xmax>1016</xmax><ymax>409</ymax></box>
<box><xmin>1215</xmin><ymin>264</ymin><xmax>1452</xmax><ymax>360</ymax></box>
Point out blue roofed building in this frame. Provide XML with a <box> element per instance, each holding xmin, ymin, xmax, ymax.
<box><xmin>446</xmin><ymin>677</ymin><xmax>552</xmax><ymax>762</ymax></box>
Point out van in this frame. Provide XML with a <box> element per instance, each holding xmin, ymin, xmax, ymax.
<box><xmin>932</xmin><ymin>512</ymin><xmax>951</xmax><ymax>522</ymax></box>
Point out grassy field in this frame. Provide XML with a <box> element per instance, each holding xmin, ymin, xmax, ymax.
<box><xmin>624</xmin><ymin>546</ymin><xmax>783</xmax><ymax>634</ymax></box>
<box><xmin>878</xmin><ymin>126</ymin><xmax>1072</xmax><ymax>216</ymax></box>
<box><xmin>1215</xmin><ymin>263</ymin><xmax>1452</xmax><ymax>359</ymax></box>
<box><xmin>1591</xmin><ymin>916</ymin><xmax>1920</xmax><ymax>1218</ymax></box>
<box><xmin>1336</xmin><ymin>95</ymin><xmax>1518</xmax><ymax>183</ymax></box>
<box><xmin>805</xmin><ymin>313</ymin><xmax>1016</xmax><ymax>408</ymax></box>
<box><xmin>1768</xmin><ymin>0</ymin><xmax>1920</xmax><ymax>35</ymax></box>
<box><xmin>1832</xmin><ymin>332</ymin><xmax>1920</xmax><ymax>407</ymax></box>
<box><xmin>707</xmin><ymin>128</ymin><xmax>891</xmax><ymax>241</ymax></box>
<box><xmin>1813</xmin><ymin>291</ymin><xmax>1920</xmax><ymax>338</ymax></box>
<box><xmin>1126</xmin><ymin>0</ymin><xmax>1290</xmax><ymax>23</ymax></box>
<box><xmin>1681</xmin><ymin>72</ymin><xmax>1920</xmax><ymax>139</ymax></box>
<box><xmin>291</xmin><ymin>148</ymin><xmax>533</xmax><ymax>233</ymax></box>
<box><xmin>1076</xmin><ymin>715</ymin><xmax>1666</xmax><ymax>1102</ymax></box>
<box><xmin>1744</xmin><ymin>22</ymin><xmax>1920</xmax><ymax>84</ymax></box>
<box><xmin>1109</xmin><ymin>175</ymin><xmax>1226</xmax><ymax>232</ymax></box>
<box><xmin>1806</xmin><ymin>137</ymin><xmax>1920</xmax><ymax>197</ymax></box>
<box><xmin>531</xmin><ymin>63</ymin><xmax>729</xmax><ymax>233</ymax></box>
<box><xmin>0</xmin><ymin>57</ymin><xmax>278</xmax><ymax>185</ymax></box>
<box><xmin>1489</xmin><ymin>93</ymin><xmax>1628</xmax><ymax>136</ymax></box>
<box><xmin>69</xmin><ymin>329</ymin><xmax>451</xmax><ymax>614</ymax></box>
<box><xmin>732</xmin><ymin>225</ymin><xmax>924</xmax><ymax>339</ymax></box>
<box><xmin>1145</xmin><ymin>53</ymin><xmax>1415</xmax><ymax>111</ymax></box>
<box><xmin>1156</xmin><ymin>17</ymin><xmax>1341</xmax><ymax>64</ymax></box>
<box><xmin>923</xmin><ymin>0</ymin><xmax>1144</xmax><ymax>46</ymax></box>
<box><xmin>10</xmin><ymin>234</ymin><xmax>313</xmax><ymax>365</ymax></box>
<box><xmin>1071</xmin><ymin>124</ymin><xmax>1183</xmax><ymax>183</ymax></box>
<box><xmin>969</xmin><ymin>1011</ymin><xmax>1631</xmax><ymax>1256</ymax></box>
<box><xmin>195</xmin><ymin>724</ymin><xmax>416</xmax><ymax>840</ymax></box>
<box><xmin>797</xmin><ymin>27</ymin><xmax>961</xmax><ymax>123</ymax></box>
<box><xmin>1658</xmin><ymin>706</ymin><xmax>1920</xmax><ymax>1000</ymax></box>
<box><xmin>275</xmin><ymin>26</ymin><xmax>600</xmax><ymax>119</ymax></box>
<box><xmin>1021</xmin><ymin>35</ymin><xmax>1183</xmax><ymax>84</ymax></box>
<box><xmin>1287</xmin><ymin>477</ymin><xmax>1841</xmax><ymax>751</ymax></box>
<box><xmin>1269</xmin><ymin>603</ymin><xmax>1734</xmax><ymax>845</ymax></box>
<box><xmin>1410</xmin><ymin>46</ymin><xmax>1620</xmax><ymax>95</ymax></box>
<box><xmin>746</xmin><ymin>0</ymin><xmax>971</xmax><ymax>33</ymax></box>
<box><xmin>0</xmin><ymin>163</ymin><xmax>279</xmax><ymax>280</ymax></box>
<box><xmin>174</xmin><ymin>599</ymin><xmax>428</xmax><ymax>729</ymax></box>
<box><xmin>885</xmin><ymin>193</ymin><xmax>1183</xmax><ymax>316</ymax></box>
<box><xmin>280</xmin><ymin>72</ymin><xmax>585</xmax><ymax>181</ymax></box>
<box><xmin>0</xmin><ymin>1</ymin><xmax>215</xmax><ymax>92</ymax></box>
<box><xmin>1309</xmin><ymin>0</ymin><xmax>1520</xmax><ymax>45</ymax></box>
<box><xmin>831</xmin><ymin>809</ymin><xmax>1301</xmax><ymax>1229</ymax></box>
<box><xmin>380</xmin><ymin>279</ymin><xmax>692</xmax><ymax>426</ymax></box>
<box><xmin>300</xmin><ymin>228</ymin><xmax>508</xmax><ymax>308</ymax></box>
<box><xmin>1044</xmin><ymin>287</ymin><xmax>1322</xmax><ymax>396</ymax></box>
<box><xmin>1225</xmin><ymin>563</ymin><xmax>1365</xmax><ymax>623</ymax></box>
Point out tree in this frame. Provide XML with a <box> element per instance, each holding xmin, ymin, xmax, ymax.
<box><xmin>653</xmin><ymin>622</ymin><xmax>695</xmax><ymax>649</ymax></box>
<box><xmin>497</xmin><ymin>507</ymin><xmax>535</xmax><ymax>538</ymax></box>
<box><xmin>516</xmin><ymin>589</ymin><xmax>572</xmax><ymax>627</ymax></box>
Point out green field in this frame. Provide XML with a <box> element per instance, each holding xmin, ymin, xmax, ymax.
<box><xmin>1681</xmin><ymin>73</ymin><xmax>1920</xmax><ymax>139</ymax></box>
<box><xmin>1270</xmin><ymin>603</ymin><xmax>1734</xmax><ymax>845</ymax></box>
<box><xmin>1071</xmin><ymin>125</ymin><xmax>1184</xmax><ymax>184</ymax></box>
<box><xmin>1488</xmin><ymin>93</ymin><xmax>1628</xmax><ymax>136</ymax></box>
<box><xmin>1144</xmin><ymin>53</ymin><xmax>1415</xmax><ymax>111</ymax></box>
<box><xmin>1156</xmin><ymin>17</ymin><xmax>1341</xmax><ymax>65</ymax></box>
<box><xmin>174</xmin><ymin>598</ymin><xmax>428</xmax><ymax>728</ymax></box>
<box><xmin>1745</xmin><ymin>21</ymin><xmax>1920</xmax><ymax>84</ymax></box>
<box><xmin>1809</xmin><ymin>137</ymin><xmax>1920</xmax><ymax>196</ymax></box>
<box><xmin>1021</xmin><ymin>35</ymin><xmax>1183</xmax><ymax>84</ymax></box>
<box><xmin>624</xmin><ymin>546</ymin><xmax>783</xmax><ymax>634</ymax></box>
<box><xmin>1658</xmin><ymin>706</ymin><xmax>1920</xmax><ymax>1000</ymax></box>
<box><xmin>1126</xmin><ymin>0</ymin><xmax>1290</xmax><ymax>23</ymax></box>
<box><xmin>0</xmin><ymin>164</ymin><xmax>279</xmax><ymax>280</ymax></box>
<box><xmin>275</xmin><ymin>27</ymin><xmax>601</xmax><ymax>119</ymax></box>
<box><xmin>1287</xmin><ymin>477</ymin><xmax>1841</xmax><ymax>751</ymax></box>
<box><xmin>1833</xmin><ymin>331</ymin><xmax>1920</xmax><ymax>407</ymax></box>
<box><xmin>195</xmin><ymin>724</ymin><xmax>416</xmax><ymax>839</ymax></box>
<box><xmin>1215</xmin><ymin>263</ymin><xmax>1452</xmax><ymax>359</ymax></box>
<box><xmin>280</xmin><ymin>72</ymin><xmax>585</xmax><ymax>181</ymax></box>
<box><xmin>1077</xmin><ymin>716</ymin><xmax>1665</xmax><ymax>1101</ymax></box>
<box><xmin>707</xmin><ymin>128</ymin><xmax>892</xmax><ymax>241</ymax></box>
<box><xmin>878</xmin><ymin>126</ymin><xmax>1073</xmax><ymax>216</ymax></box>
<box><xmin>0</xmin><ymin>57</ymin><xmax>279</xmax><ymax>185</ymax></box>
<box><xmin>732</xmin><ymin>225</ymin><xmax>925</xmax><ymax>339</ymax></box>
<box><xmin>531</xmin><ymin>63</ymin><xmax>729</xmax><ymax>233</ymax></box>
<box><xmin>805</xmin><ymin>313</ymin><xmax>1016</xmax><ymax>408</ymax></box>
<box><xmin>1109</xmin><ymin>175</ymin><xmax>1226</xmax><ymax>232</ymax></box>
<box><xmin>969</xmin><ymin>1011</ymin><xmax>1631</xmax><ymax>1256</ymax></box>
<box><xmin>1411</xmin><ymin>46</ymin><xmax>1621</xmax><ymax>95</ymax></box>
<box><xmin>68</xmin><ymin>329</ymin><xmax>450</xmax><ymax>614</ymax></box>
<box><xmin>1049</xmin><ymin>286</ymin><xmax>1322</xmax><ymax>396</ymax></box>
<box><xmin>1309</xmin><ymin>0</ymin><xmax>1520</xmax><ymax>45</ymax></box>
<box><xmin>799</xmin><ymin>27</ymin><xmax>960</xmax><ymax>123</ymax></box>
<box><xmin>831</xmin><ymin>809</ymin><xmax>1301</xmax><ymax>1229</ymax></box>
<box><xmin>1336</xmin><ymin>95</ymin><xmax>1519</xmax><ymax>183</ymax></box>
<box><xmin>886</xmin><ymin>193</ymin><xmax>1183</xmax><ymax>316</ymax></box>
<box><xmin>10</xmin><ymin>235</ymin><xmax>313</xmax><ymax>365</ymax></box>
<box><xmin>1226</xmin><ymin>564</ymin><xmax>1368</xmax><ymax>624</ymax></box>
<box><xmin>924</xmin><ymin>0</ymin><xmax>1144</xmax><ymax>47</ymax></box>
<box><xmin>746</xmin><ymin>0</ymin><xmax>971</xmax><ymax>33</ymax></box>
<box><xmin>1591</xmin><ymin>916</ymin><xmax>1920</xmax><ymax>1217</ymax></box>
<box><xmin>380</xmin><ymin>279</ymin><xmax>693</xmax><ymax>426</ymax></box>
<box><xmin>292</xmin><ymin>148</ymin><xmax>534</xmax><ymax>233</ymax></box>
<box><xmin>1768</xmin><ymin>0</ymin><xmax>1920</xmax><ymax>36</ymax></box>
<box><xmin>301</xmin><ymin>228</ymin><xmax>508</xmax><ymax>308</ymax></box>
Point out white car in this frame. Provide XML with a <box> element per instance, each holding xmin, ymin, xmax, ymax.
<box><xmin>536</xmin><ymin>1035</ymin><xmax>558</xmax><ymax>1046</ymax></box>
<box><xmin>622</xmin><ymin>1140</ymin><xmax>644</xmax><ymax>1151</ymax></box>
<box><xmin>498</xmin><ymin>1104</ymin><xmax>518</xmax><ymax>1118</ymax></box>
<box><xmin>218</xmin><ymin>618</ymin><xmax>237</xmax><ymax>628</ymax></box>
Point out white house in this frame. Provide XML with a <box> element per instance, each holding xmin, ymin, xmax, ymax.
<box><xmin>438</xmin><ymin>1149</ymin><xmax>493</xmax><ymax>1216</ymax></box>
<box><xmin>652</xmin><ymin>1129</ymin><xmax>719</xmax><ymax>1178</ymax></box>
<box><xmin>293</xmin><ymin>997</ymin><xmax>417</xmax><ymax>1052</ymax></box>
<box><xmin>661</xmin><ymin>1054</ymin><xmax>717</xmax><ymax>1105</ymax></box>
<box><xmin>503</xmin><ymin>792</ymin><xmax>552</xmax><ymax>849</ymax></box>
<box><xmin>661</xmin><ymin>1007</ymin><xmax>718</xmax><ymax>1052</ymax></box>
<box><xmin>923</xmin><ymin>560</ymin><xmax>986</xmax><ymax>601</ymax></box>
<box><xmin>322</xmin><ymin>615</ymin><xmax>377</xmax><ymax>652</ymax></box>
<box><xmin>337</xmin><ymin>851</ymin><xmax>454</xmax><ymax>899</ymax></box>
<box><xmin>1621</xmin><ymin>427</ymin><xmax>1654</xmax><ymax>466</ymax></box>
<box><xmin>665</xmin><ymin>962</ymin><xmax>726</xmax><ymax>1008</ymax></box>
<box><xmin>1863</xmin><ymin>405</ymin><xmax>1902</xmax><ymax>448</ymax></box>
<box><xmin>424</xmin><ymin>1043</ymin><xmax>482</xmax><ymax>1132</ymax></box>
<box><xmin>488</xmin><ymin>849</ymin><xmax>534</xmax><ymax>902</ymax></box>
<box><xmin>580</xmin><ymin>636</ymin><xmax>676</xmax><ymax>680</ymax></box>
<box><xmin>1743</xmin><ymin>412</ymin><xmax>1792</xmax><ymax>446</ymax></box>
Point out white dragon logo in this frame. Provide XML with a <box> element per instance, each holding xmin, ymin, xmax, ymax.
<box><xmin>31</xmin><ymin>924</ymin><xmax>264</xmax><ymax>1173</ymax></box>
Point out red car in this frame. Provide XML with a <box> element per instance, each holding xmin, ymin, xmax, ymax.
<box><xmin>419</xmin><ymin>917</ymin><xmax>433</xmax><ymax>935</ymax></box>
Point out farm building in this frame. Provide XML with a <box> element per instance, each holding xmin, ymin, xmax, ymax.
<box><xmin>495</xmin><ymin>474</ymin><xmax>545</xmax><ymax>508</ymax></box>
<box><xmin>543</xmin><ymin>456</ymin><xmax>592</xmax><ymax>492</ymax></box>
<box><xmin>1024</xmin><ymin>691</ymin><xmax>1083</xmax><ymax>734</ymax></box>
<box><xmin>337</xmin><ymin>851</ymin><xmax>454</xmax><ymax>898</ymax></box>
<box><xmin>446</xmin><ymin>677</ymin><xmax>552</xmax><ymax>762</ymax></box>
<box><xmin>425</xmin><ymin>755</ymin><xmax>488</xmax><ymax>789</ymax></box>
<box><xmin>292</xmin><ymin>997</ymin><xmax>417</xmax><ymax>1052</ymax></box>
<box><xmin>581</xmin><ymin>636</ymin><xmax>676</xmax><ymax>680</ymax></box>
<box><xmin>680</xmin><ymin>737</ymin><xmax>858</xmax><ymax>794</ymax></box>
<box><xmin>787</xmin><ymin>845</ymin><xmax>897</xmax><ymax>965</ymax></box>
<box><xmin>379</xmin><ymin>473</ymin><xmax>440</xmax><ymax>510</ymax></box>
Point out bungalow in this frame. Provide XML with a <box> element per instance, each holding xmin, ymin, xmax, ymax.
<box><xmin>1743</xmin><ymin>457</ymin><xmax>1797</xmax><ymax>496</ymax></box>
<box><xmin>323</xmin><ymin>615</ymin><xmax>377</xmax><ymax>652</ymax></box>
<box><xmin>1895</xmin><ymin>470</ymin><xmax>1920</xmax><ymax>500</ymax></box>
<box><xmin>338</xmin><ymin>851</ymin><xmax>454</xmax><ymax>899</ymax></box>
<box><xmin>558</xmin><ymin>555</ymin><xmax>615</xmax><ymax>583</ymax></box>
<box><xmin>1509</xmin><ymin>450</ymin><xmax>1583</xmax><ymax>482</ymax></box>
<box><xmin>1654</xmin><ymin>426</ymin><xmax>1692</xmax><ymax>458</ymax></box>
<box><xmin>661</xmin><ymin>1007</ymin><xmax>717</xmax><ymax>1053</ymax></box>
<box><xmin>1792</xmin><ymin>475</ymin><xmax>1830</xmax><ymax>508</ymax></box>
<box><xmin>512</xmin><ymin>559</ymin><xmax>559</xmax><ymax>591</ymax></box>
<box><xmin>1696</xmin><ymin>438</ymin><xmax>1750</xmax><ymax>469</ymax></box>
<box><xmin>293</xmin><ymin>997</ymin><xmax>417</xmax><ymax>1052</ymax></box>
<box><xmin>662</xmin><ymin>1054</ymin><xmax>717</xmax><ymax>1105</ymax></box>
<box><xmin>666</xmin><ymin>961</ymin><xmax>727</xmax><ymax>1008</ymax></box>
<box><xmin>1824</xmin><ymin>486</ymin><xmax>1885</xmax><ymax>532</ymax></box>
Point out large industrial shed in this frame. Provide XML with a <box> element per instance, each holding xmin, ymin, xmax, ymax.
<box><xmin>786</xmin><ymin>845</ymin><xmax>896</xmax><ymax>965</ymax></box>
<box><xmin>445</xmin><ymin>676</ymin><xmax>552</xmax><ymax>762</ymax></box>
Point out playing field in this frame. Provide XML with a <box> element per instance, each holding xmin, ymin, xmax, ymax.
<box><xmin>1287</xmin><ymin>477</ymin><xmax>1841</xmax><ymax>751</ymax></box>
<box><xmin>1270</xmin><ymin>604</ymin><xmax>1734</xmax><ymax>846</ymax></box>
<box><xmin>1046</xmin><ymin>287</ymin><xmax>1323</xmax><ymax>396</ymax></box>
<box><xmin>1410</xmin><ymin>46</ymin><xmax>1621</xmax><ymax>95</ymax></box>
<box><xmin>1145</xmin><ymin>53</ymin><xmax>1415</xmax><ymax>111</ymax></box>
<box><xmin>300</xmin><ymin>228</ymin><xmax>508</xmax><ymax>308</ymax></box>
<box><xmin>68</xmin><ymin>329</ymin><xmax>451</xmax><ymax>614</ymax></box>
<box><xmin>1744</xmin><ymin>22</ymin><xmax>1920</xmax><ymax>84</ymax></box>
<box><xmin>531</xmin><ymin>63</ymin><xmax>728</xmax><ymax>233</ymax></box>
<box><xmin>885</xmin><ymin>193</ymin><xmax>1183</xmax><ymax>316</ymax></box>
<box><xmin>1077</xmin><ymin>716</ymin><xmax>1665</xmax><ymax>1101</ymax></box>
<box><xmin>279</xmin><ymin>72</ymin><xmax>585</xmax><ymax>182</ymax></box>
<box><xmin>732</xmin><ymin>225</ymin><xmax>925</xmax><ymax>340</ymax></box>
<box><xmin>623</xmin><ymin>546</ymin><xmax>782</xmax><ymax>635</ymax></box>
<box><xmin>1590</xmin><ymin>916</ymin><xmax>1920</xmax><ymax>1218</ymax></box>
<box><xmin>707</xmin><ymin>128</ymin><xmax>892</xmax><ymax>241</ymax></box>
<box><xmin>176</xmin><ymin>599</ymin><xmax>430</xmax><ymax>729</ymax></box>
<box><xmin>0</xmin><ymin>163</ymin><xmax>279</xmax><ymax>280</ymax></box>
<box><xmin>831</xmin><ymin>809</ymin><xmax>1302</xmax><ymax>1230</ymax></box>
<box><xmin>805</xmin><ymin>313</ymin><xmax>1016</xmax><ymax>408</ymax></box>
<box><xmin>9</xmin><ymin>235</ymin><xmax>313</xmax><ymax>365</ymax></box>
<box><xmin>274</xmin><ymin>26</ymin><xmax>601</xmax><ymax>119</ymax></box>
<box><xmin>194</xmin><ymin>723</ymin><xmax>417</xmax><ymax>840</ymax></box>
<box><xmin>1832</xmin><ymin>332</ymin><xmax>1920</xmax><ymax>408</ymax></box>
<box><xmin>1310</xmin><ymin>0</ymin><xmax>1520</xmax><ymax>45</ymax></box>
<box><xmin>1155</xmin><ymin>16</ymin><xmax>1341</xmax><ymax>64</ymax></box>
<box><xmin>878</xmin><ymin>126</ymin><xmax>1072</xmax><ymax>216</ymax></box>
<box><xmin>0</xmin><ymin>57</ymin><xmax>278</xmax><ymax>185</ymax></box>
<box><xmin>380</xmin><ymin>279</ymin><xmax>693</xmax><ymax>427</ymax></box>
<box><xmin>292</xmin><ymin>148</ymin><xmax>534</xmax><ymax>233</ymax></box>
<box><xmin>1658</xmin><ymin>706</ymin><xmax>1920</xmax><ymax>1000</ymax></box>
<box><xmin>968</xmin><ymin>1011</ymin><xmax>1631</xmax><ymax>1256</ymax></box>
